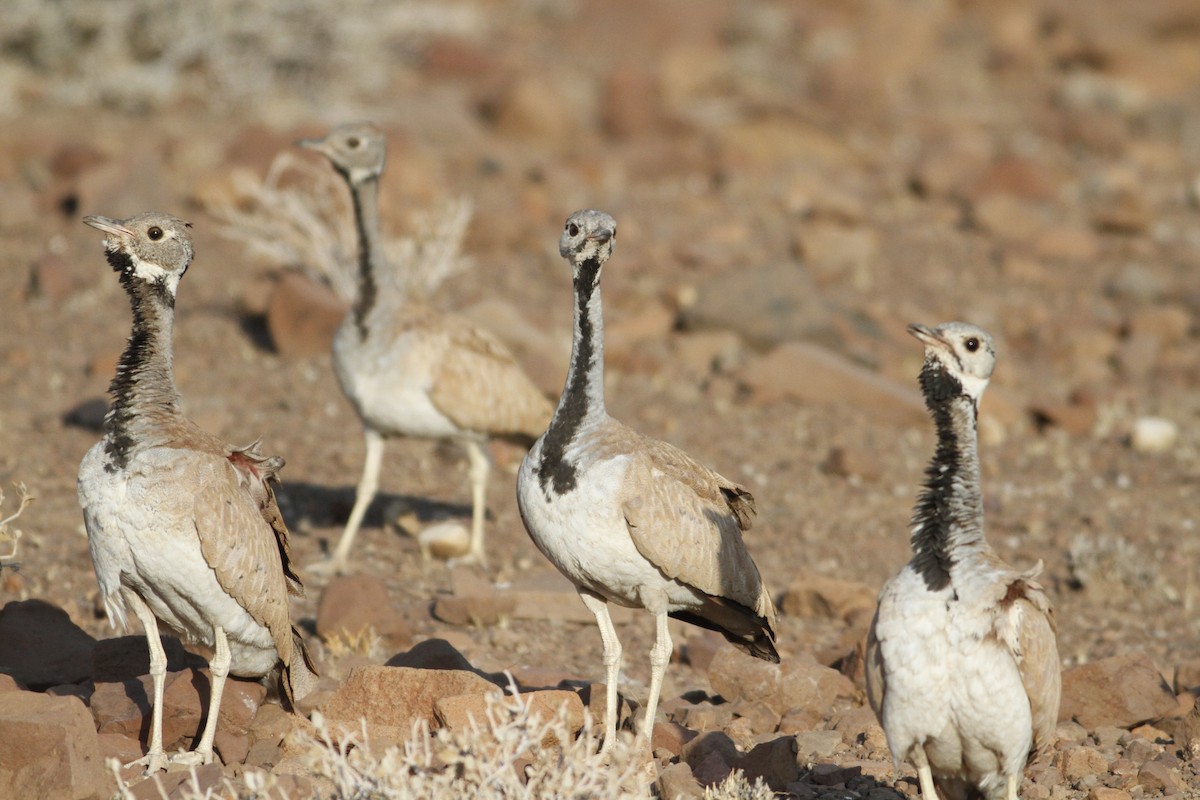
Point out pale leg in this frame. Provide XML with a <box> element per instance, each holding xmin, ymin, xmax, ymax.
<box><xmin>180</xmin><ymin>626</ymin><xmax>230</xmax><ymax>766</ymax></box>
<box><xmin>461</xmin><ymin>439</ymin><xmax>490</xmax><ymax>567</ymax></box>
<box><xmin>328</xmin><ymin>427</ymin><xmax>385</xmax><ymax>573</ymax></box>
<box><xmin>580</xmin><ymin>591</ymin><xmax>622</xmax><ymax>754</ymax></box>
<box><xmin>642</xmin><ymin>612</ymin><xmax>671</xmax><ymax>744</ymax></box>
<box><xmin>1006</xmin><ymin>774</ymin><xmax>1018</xmax><ymax>800</ymax></box>
<box><xmin>127</xmin><ymin>593</ymin><xmax>168</xmax><ymax>774</ymax></box>
<box><xmin>917</xmin><ymin>763</ymin><xmax>939</xmax><ymax>800</ymax></box>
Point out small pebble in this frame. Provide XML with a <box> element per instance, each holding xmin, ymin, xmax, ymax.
<box><xmin>1130</xmin><ymin>416</ymin><xmax>1178</xmax><ymax>454</ymax></box>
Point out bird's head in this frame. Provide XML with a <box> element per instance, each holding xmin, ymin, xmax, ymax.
<box><xmin>909</xmin><ymin>321</ymin><xmax>996</xmax><ymax>406</ymax></box>
<box><xmin>298</xmin><ymin>122</ymin><xmax>387</xmax><ymax>185</ymax></box>
<box><xmin>83</xmin><ymin>212</ymin><xmax>194</xmax><ymax>298</ymax></box>
<box><xmin>559</xmin><ymin>209</ymin><xmax>617</xmax><ymax>284</ymax></box>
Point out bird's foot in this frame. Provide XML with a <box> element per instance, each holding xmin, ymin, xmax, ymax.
<box><xmin>446</xmin><ymin>547</ymin><xmax>487</xmax><ymax>570</ymax></box>
<box><xmin>124</xmin><ymin>750</ymin><xmax>168</xmax><ymax>776</ymax></box>
<box><xmin>304</xmin><ymin>556</ymin><xmax>350</xmax><ymax>579</ymax></box>
<box><xmin>166</xmin><ymin>748</ymin><xmax>214</xmax><ymax>769</ymax></box>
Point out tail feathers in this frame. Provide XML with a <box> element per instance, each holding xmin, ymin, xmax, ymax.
<box><xmin>280</xmin><ymin>626</ymin><xmax>319</xmax><ymax>711</ymax></box>
<box><xmin>671</xmin><ymin>593</ymin><xmax>779</xmax><ymax>664</ymax></box>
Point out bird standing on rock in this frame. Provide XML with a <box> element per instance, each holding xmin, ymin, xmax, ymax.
<box><xmin>78</xmin><ymin>212</ymin><xmax>317</xmax><ymax>774</ymax></box>
<box><xmin>517</xmin><ymin>209</ymin><xmax>778</xmax><ymax>754</ymax></box>
<box><xmin>298</xmin><ymin>123</ymin><xmax>552</xmax><ymax>572</ymax></box>
<box><xmin>866</xmin><ymin>322</ymin><xmax>1061</xmax><ymax>800</ymax></box>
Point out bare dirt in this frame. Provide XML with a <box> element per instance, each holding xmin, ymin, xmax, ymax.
<box><xmin>1</xmin><ymin>0</ymin><xmax>1199</xmax><ymax>797</ymax></box>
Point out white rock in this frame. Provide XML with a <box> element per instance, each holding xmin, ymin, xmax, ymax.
<box><xmin>1130</xmin><ymin>417</ymin><xmax>1178</xmax><ymax>454</ymax></box>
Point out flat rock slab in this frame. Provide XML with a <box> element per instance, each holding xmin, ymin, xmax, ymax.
<box><xmin>0</xmin><ymin>690</ymin><xmax>108</xmax><ymax>800</ymax></box>
<box><xmin>1060</xmin><ymin>653</ymin><xmax>1178</xmax><ymax>730</ymax></box>
<box><xmin>739</xmin><ymin>340</ymin><xmax>927</xmax><ymax>424</ymax></box>
<box><xmin>319</xmin><ymin>664</ymin><xmax>505</xmax><ymax>747</ymax></box>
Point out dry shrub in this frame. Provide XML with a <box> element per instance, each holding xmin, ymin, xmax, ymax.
<box><xmin>151</xmin><ymin>687</ymin><xmax>773</xmax><ymax>800</ymax></box>
<box><xmin>0</xmin><ymin>483</ymin><xmax>33</xmax><ymax>567</ymax></box>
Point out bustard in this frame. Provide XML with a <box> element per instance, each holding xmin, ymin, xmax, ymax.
<box><xmin>865</xmin><ymin>322</ymin><xmax>1061</xmax><ymax>800</ymax></box>
<box><xmin>78</xmin><ymin>213</ymin><xmax>317</xmax><ymax>774</ymax></box>
<box><xmin>298</xmin><ymin>123</ymin><xmax>552</xmax><ymax>571</ymax></box>
<box><xmin>517</xmin><ymin>209</ymin><xmax>778</xmax><ymax>753</ymax></box>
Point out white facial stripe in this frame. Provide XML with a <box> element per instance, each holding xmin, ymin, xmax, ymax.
<box><xmin>128</xmin><ymin>251</ymin><xmax>180</xmax><ymax>295</ymax></box>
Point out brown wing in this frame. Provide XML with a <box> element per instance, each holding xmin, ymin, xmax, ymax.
<box><xmin>428</xmin><ymin>315</ymin><xmax>553</xmax><ymax>439</ymax></box>
<box><xmin>1013</xmin><ymin>586</ymin><xmax>1061</xmax><ymax>758</ymax></box>
<box><xmin>227</xmin><ymin>441</ymin><xmax>303</xmax><ymax>597</ymax></box>
<box><xmin>190</xmin><ymin>450</ymin><xmax>294</xmax><ymax>663</ymax></box>
<box><xmin>620</xmin><ymin>438</ymin><xmax>772</xmax><ymax>624</ymax></box>
<box><xmin>996</xmin><ymin>570</ymin><xmax>1061</xmax><ymax>760</ymax></box>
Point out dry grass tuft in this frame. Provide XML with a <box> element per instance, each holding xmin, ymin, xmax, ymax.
<box><xmin>0</xmin><ymin>483</ymin><xmax>33</xmax><ymax>568</ymax></box>
<box><xmin>149</xmin><ymin>686</ymin><xmax>774</xmax><ymax>799</ymax></box>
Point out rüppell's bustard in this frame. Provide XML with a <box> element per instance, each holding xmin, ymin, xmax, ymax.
<box><xmin>298</xmin><ymin>123</ymin><xmax>552</xmax><ymax>572</ymax></box>
<box><xmin>77</xmin><ymin>213</ymin><xmax>317</xmax><ymax>774</ymax></box>
<box><xmin>517</xmin><ymin>209</ymin><xmax>778</xmax><ymax>754</ymax></box>
<box><xmin>865</xmin><ymin>322</ymin><xmax>1061</xmax><ymax>800</ymax></box>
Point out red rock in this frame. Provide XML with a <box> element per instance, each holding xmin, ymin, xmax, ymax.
<box><xmin>652</xmin><ymin>720</ymin><xmax>697</xmax><ymax>756</ymax></box>
<box><xmin>1058</xmin><ymin>745</ymin><xmax>1109</xmax><ymax>781</ymax></box>
<box><xmin>1088</xmin><ymin>788</ymin><xmax>1132</xmax><ymax>800</ymax></box>
<box><xmin>657</xmin><ymin>761</ymin><xmax>704</xmax><ymax>799</ymax></box>
<box><xmin>1060</xmin><ymin>653</ymin><xmax>1177</xmax><ymax>729</ymax></box>
<box><xmin>0</xmin><ymin>599</ymin><xmax>97</xmax><ymax>689</ymax></box>
<box><xmin>92</xmin><ymin>668</ymin><xmax>265</xmax><ymax>751</ymax></box>
<box><xmin>485</xmin><ymin>77</ymin><xmax>576</xmax><ymax>142</ymax></box>
<box><xmin>0</xmin><ymin>691</ymin><xmax>107</xmax><ymax>800</ymax></box>
<box><xmin>0</xmin><ymin>674</ymin><xmax>26</xmax><ymax>693</ymax></box>
<box><xmin>794</xmin><ymin>729</ymin><xmax>843</xmax><ymax>760</ymax></box>
<box><xmin>679</xmin><ymin>262</ymin><xmax>835</xmax><ymax>349</ymax></box>
<box><xmin>740</xmin><ymin>342</ymin><xmax>927</xmax><ymax>424</ymax></box>
<box><xmin>433</xmin><ymin>689</ymin><xmax>506</xmax><ymax>732</ymax></box>
<box><xmin>316</xmin><ymin>574</ymin><xmax>411</xmax><ymax>644</ymax></box>
<box><xmin>422</xmin><ymin>36</ymin><xmax>503</xmax><ymax>79</ymax></box>
<box><xmin>777</xmin><ymin>655</ymin><xmax>857</xmax><ymax>717</ymax></box>
<box><xmin>507</xmin><ymin>571</ymin><xmax>634</xmax><ymax>625</ymax></box>
<box><xmin>213</xmin><ymin>728</ymin><xmax>250</xmax><ymax>765</ymax></box>
<box><xmin>319</xmin><ymin>665</ymin><xmax>504</xmax><ymax>746</ymax></box>
<box><xmin>522</xmin><ymin>689</ymin><xmax>586</xmax><ymax>732</ymax></box>
<box><xmin>581</xmin><ymin>683</ymin><xmax>637</xmax><ymax>735</ymax></box>
<box><xmin>683</xmin><ymin>631</ymin><xmax>726</xmax><ymax>674</ymax></box>
<box><xmin>265</xmin><ymin>271</ymin><xmax>348</xmax><ymax>357</ymax></box>
<box><xmin>781</xmin><ymin>573</ymin><xmax>877</xmax><ymax>623</ymax></box>
<box><xmin>601</xmin><ymin>65</ymin><xmax>663</xmax><ymax>139</ymax></box>
<box><xmin>96</xmin><ymin>731</ymin><xmax>142</xmax><ymax>766</ymax></box>
<box><xmin>740</xmin><ymin>735</ymin><xmax>801</xmax><ymax>790</ymax></box>
<box><xmin>1136</xmin><ymin>759</ymin><xmax>1179</xmax><ymax>793</ymax></box>
<box><xmin>682</xmin><ymin>730</ymin><xmax>739</xmax><ymax>785</ymax></box>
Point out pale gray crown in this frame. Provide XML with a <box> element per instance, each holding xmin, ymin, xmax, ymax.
<box><xmin>298</xmin><ymin>122</ymin><xmax>387</xmax><ymax>184</ymax></box>
<box><xmin>559</xmin><ymin>209</ymin><xmax>617</xmax><ymax>264</ymax></box>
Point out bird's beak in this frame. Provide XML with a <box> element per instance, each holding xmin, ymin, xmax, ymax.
<box><xmin>907</xmin><ymin>323</ymin><xmax>950</xmax><ymax>352</ymax></box>
<box><xmin>295</xmin><ymin>136</ymin><xmax>328</xmax><ymax>153</ymax></box>
<box><xmin>588</xmin><ymin>229</ymin><xmax>613</xmax><ymax>245</ymax></box>
<box><xmin>83</xmin><ymin>215</ymin><xmax>134</xmax><ymax>239</ymax></box>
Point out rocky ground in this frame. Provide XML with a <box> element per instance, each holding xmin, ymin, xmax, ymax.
<box><xmin>1</xmin><ymin>0</ymin><xmax>1199</xmax><ymax>797</ymax></box>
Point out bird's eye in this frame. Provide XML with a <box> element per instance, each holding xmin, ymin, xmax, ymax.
<box><xmin>567</xmin><ymin>223</ymin><xmax>580</xmax><ymax>237</ymax></box>
<box><xmin>147</xmin><ymin>226</ymin><xmax>163</xmax><ymax>241</ymax></box>
<box><xmin>965</xmin><ymin>337</ymin><xmax>980</xmax><ymax>352</ymax></box>
<box><xmin>347</xmin><ymin>137</ymin><xmax>361</xmax><ymax>148</ymax></box>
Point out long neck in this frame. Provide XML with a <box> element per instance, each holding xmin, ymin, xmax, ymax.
<box><xmin>537</xmin><ymin>258</ymin><xmax>606</xmax><ymax>495</ymax></box>
<box><xmin>347</xmin><ymin>175</ymin><xmax>381</xmax><ymax>337</ymax></box>
<box><xmin>909</xmin><ymin>364</ymin><xmax>988</xmax><ymax>591</ymax></box>
<box><xmin>104</xmin><ymin>278</ymin><xmax>183</xmax><ymax>470</ymax></box>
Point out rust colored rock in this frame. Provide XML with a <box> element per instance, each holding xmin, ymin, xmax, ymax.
<box><xmin>781</xmin><ymin>573</ymin><xmax>878</xmax><ymax>623</ymax></box>
<box><xmin>265</xmin><ymin>271</ymin><xmax>348</xmax><ymax>357</ymax></box>
<box><xmin>1060</xmin><ymin>653</ymin><xmax>1177</xmax><ymax>730</ymax></box>
<box><xmin>740</xmin><ymin>341</ymin><xmax>926</xmax><ymax>424</ymax></box>
<box><xmin>319</xmin><ymin>665</ymin><xmax>504</xmax><ymax>746</ymax></box>
<box><xmin>316</xmin><ymin>574</ymin><xmax>411</xmax><ymax>644</ymax></box>
<box><xmin>0</xmin><ymin>691</ymin><xmax>107</xmax><ymax>800</ymax></box>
